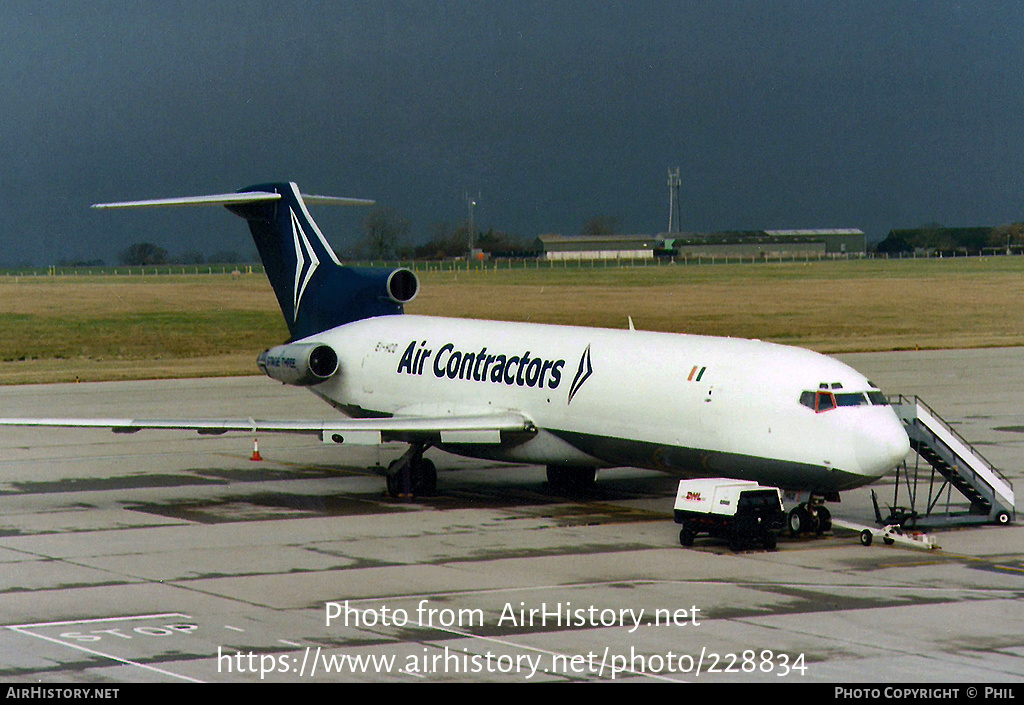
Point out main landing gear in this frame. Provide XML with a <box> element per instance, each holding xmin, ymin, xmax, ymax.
<box><xmin>385</xmin><ymin>443</ymin><xmax>437</xmax><ymax>499</ymax></box>
<box><xmin>787</xmin><ymin>494</ymin><xmax>832</xmax><ymax>537</ymax></box>
<box><xmin>546</xmin><ymin>465</ymin><xmax>597</xmax><ymax>494</ymax></box>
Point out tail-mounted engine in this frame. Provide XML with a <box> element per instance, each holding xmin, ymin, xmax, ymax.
<box><xmin>257</xmin><ymin>343</ymin><xmax>339</xmax><ymax>386</ymax></box>
<box><xmin>386</xmin><ymin>268</ymin><xmax>419</xmax><ymax>304</ymax></box>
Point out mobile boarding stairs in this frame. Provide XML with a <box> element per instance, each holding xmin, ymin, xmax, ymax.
<box><xmin>884</xmin><ymin>395</ymin><xmax>1015</xmax><ymax>529</ymax></box>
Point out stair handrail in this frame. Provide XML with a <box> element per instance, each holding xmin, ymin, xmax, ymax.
<box><xmin>889</xmin><ymin>394</ymin><xmax>1013</xmax><ymax>494</ymax></box>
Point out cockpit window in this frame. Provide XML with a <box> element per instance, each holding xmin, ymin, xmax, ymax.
<box><xmin>799</xmin><ymin>391</ymin><xmax>816</xmax><ymax>409</ymax></box>
<box><xmin>835</xmin><ymin>392</ymin><xmax>868</xmax><ymax>407</ymax></box>
<box><xmin>801</xmin><ymin>389</ymin><xmax>890</xmax><ymax>411</ymax></box>
<box><xmin>798</xmin><ymin>387</ymin><xmax>872</xmax><ymax>409</ymax></box>
<box><xmin>867</xmin><ymin>391</ymin><xmax>889</xmax><ymax>406</ymax></box>
<box><xmin>815</xmin><ymin>390</ymin><xmax>835</xmax><ymax>413</ymax></box>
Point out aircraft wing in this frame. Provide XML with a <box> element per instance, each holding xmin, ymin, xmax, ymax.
<box><xmin>0</xmin><ymin>412</ymin><xmax>537</xmax><ymax>446</ymax></box>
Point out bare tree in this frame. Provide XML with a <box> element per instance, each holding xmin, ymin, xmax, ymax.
<box><xmin>363</xmin><ymin>207</ymin><xmax>410</xmax><ymax>259</ymax></box>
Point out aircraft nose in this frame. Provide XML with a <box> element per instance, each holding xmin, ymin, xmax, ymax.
<box><xmin>856</xmin><ymin>412</ymin><xmax>911</xmax><ymax>479</ymax></box>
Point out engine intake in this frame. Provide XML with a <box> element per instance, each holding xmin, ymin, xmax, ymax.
<box><xmin>386</xmin><ymin>268</ymin><xmax>419</xmax><ymax>304</ymax></box>
<box><xmin>258</xmin><ymin>343</ymin><xmax>339</xmax><ymax>386</ymax></box>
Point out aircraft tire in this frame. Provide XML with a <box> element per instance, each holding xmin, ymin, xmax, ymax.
<box><xmin>812</xmin><ymin>511</ymin><xmax>824</xmax><ymax>536</ymax></box>
<box><xmin>817</xmin><ymin>507</ymin><xmax>832</xmax><ymax>534</ymax></box>
<box><xmin>386</xmin><ymin>458</ymin><xmax>413</xmax><ymax>499</ymax></box>
<box><xmin>546</xmin><ymin>466</ymin><xmax>596</xmax><ymax>494</ymax></box>
<box><xmin>385</xmin><ymin>469</ymin><xmax>401</xmax><ymax>499</ymax></box>
<box><xmin>412</xmin><ymin>458</ymin><xmax>437</xmax><ymax>496</ymax></box>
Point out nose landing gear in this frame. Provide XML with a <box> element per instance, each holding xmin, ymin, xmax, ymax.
<box><xmin>787</xmin><ymin>494</ymin><xmax>832</xmax><ymax>537</ymax></box>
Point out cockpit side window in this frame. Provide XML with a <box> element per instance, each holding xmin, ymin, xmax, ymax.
<box><xmin>800</xmin><ymin>391</ymin><xmax>837</xmax><ymax>412</ymax></box>
<box><xmin>867</xmin><ymin>391</ymin><xmax>889</xmax><ymax>406</ymax></box>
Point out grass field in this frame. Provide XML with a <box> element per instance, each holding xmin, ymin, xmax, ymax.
<box><xmin>1</xmin><ymin>256</ymin><xmax>1022</xmax><ymax>384</ymax></box>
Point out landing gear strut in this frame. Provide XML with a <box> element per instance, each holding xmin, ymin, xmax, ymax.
<box><xmin>385</xmin><ymin>443</ymin><xmax>437</xmax><ymax>499</ymax></box>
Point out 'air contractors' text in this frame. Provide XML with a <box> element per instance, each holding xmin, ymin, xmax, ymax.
<box><xmin>397</xmin><ymin>340</ymin><xmax>565</xmax><ymax>390</ymax></box>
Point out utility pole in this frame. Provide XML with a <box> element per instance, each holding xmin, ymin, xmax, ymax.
<box><xmin>464</xmin><ymin>190</ymin><xmax>478</xmax><ymax>257</ymax></box>
<box><xmin>667</xmin><ymin>167</ymin><xmax>681</xmax><ymax>234</ymax></box>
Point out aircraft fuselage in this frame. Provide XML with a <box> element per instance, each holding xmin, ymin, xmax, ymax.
<box><xmin>302</xmin><ymin>314</ymin><xmax>910</xmax><ymax>495</ymax></box>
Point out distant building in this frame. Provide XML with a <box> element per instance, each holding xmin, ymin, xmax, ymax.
<box><xmin>535</xmin><ymin>234</ymin><xmax>663</xmax><ymax>261</ymax></box>
<box><xmin>764</xmin><ymin>229</ymin><xmax>866</xmax><ymax>254</ymax></box>
<box><xmin>665</xmin><ymin>229</ymin><xmax>866</xmax><ymax>259</ymax></box>
<box><xmin>534</xmin><ymin>229</ymin><xmax>867</xmax><ymax>261</ymax></box>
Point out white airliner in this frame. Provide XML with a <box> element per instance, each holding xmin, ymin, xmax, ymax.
<box><xmin>0</xmin><ymin>182</ymin><xmax>910</xmax><ymax>534</ymax></box>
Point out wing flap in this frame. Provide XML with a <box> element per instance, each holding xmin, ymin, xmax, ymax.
<box><xmin>439</xmin><ymin>429</ymin><xmax>503</xmax><ymax>444</ymax></box>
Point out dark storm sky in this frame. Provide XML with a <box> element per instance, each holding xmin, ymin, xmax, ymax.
<box><xmin>2</xmin><ymin>1</ymin><xmax>1023</xmax><ymax>265</ymax></box>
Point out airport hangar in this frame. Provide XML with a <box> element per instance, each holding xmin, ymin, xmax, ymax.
<box><xmin>535</xmin><ymin>229</ymin><xmax>867</xmax><ymax>261</ymax></box>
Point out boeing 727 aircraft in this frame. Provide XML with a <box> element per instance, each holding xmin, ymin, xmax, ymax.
<box><xmin>0</xmin><ymin>183</ymin><xmax>910</xmax><ymax>534</ymax></box>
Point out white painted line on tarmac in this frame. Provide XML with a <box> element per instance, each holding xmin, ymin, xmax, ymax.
<box><xmin>6</xmin><ymin>612</ymin><xmax>192</xmax><ymax>629</ymax></box>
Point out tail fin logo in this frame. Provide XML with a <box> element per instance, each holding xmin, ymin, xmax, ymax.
<box><xmin>291</xmin><ymin>208</ymin><xmax>320</xmax><ymax>322</ymax></box>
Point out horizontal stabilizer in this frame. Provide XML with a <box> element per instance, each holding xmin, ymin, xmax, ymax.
<box><xmin>92</xmin><ymin>192</ymin><xmax>374</xmax><ymax>209</ymax></box>
<box><xmin>92</xmin><ymin>192</ymin><xmax>282</xmax><ymax>209</ymax></box>
<box><xmin>302</xmin><ymin>194</ymin><xmax>376</xmax><ymax>206</ymax></box>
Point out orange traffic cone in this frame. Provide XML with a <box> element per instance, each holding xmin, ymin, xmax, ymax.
<box><xmin>250</xmin><ymin>438</ymin><xmax>263</xmax><ymax>462</ymax></box>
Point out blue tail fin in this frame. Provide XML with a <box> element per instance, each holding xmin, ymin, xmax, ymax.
<box><xmin>224</xmin><ymin>182</ymin><xmax>417</xmax><ymax>340</ymax></box>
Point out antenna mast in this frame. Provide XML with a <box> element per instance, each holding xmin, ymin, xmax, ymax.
<box><xmin>667</xmin><ymin>167</ymin><xmax>681</xmax><ymax>234</ymax></box>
